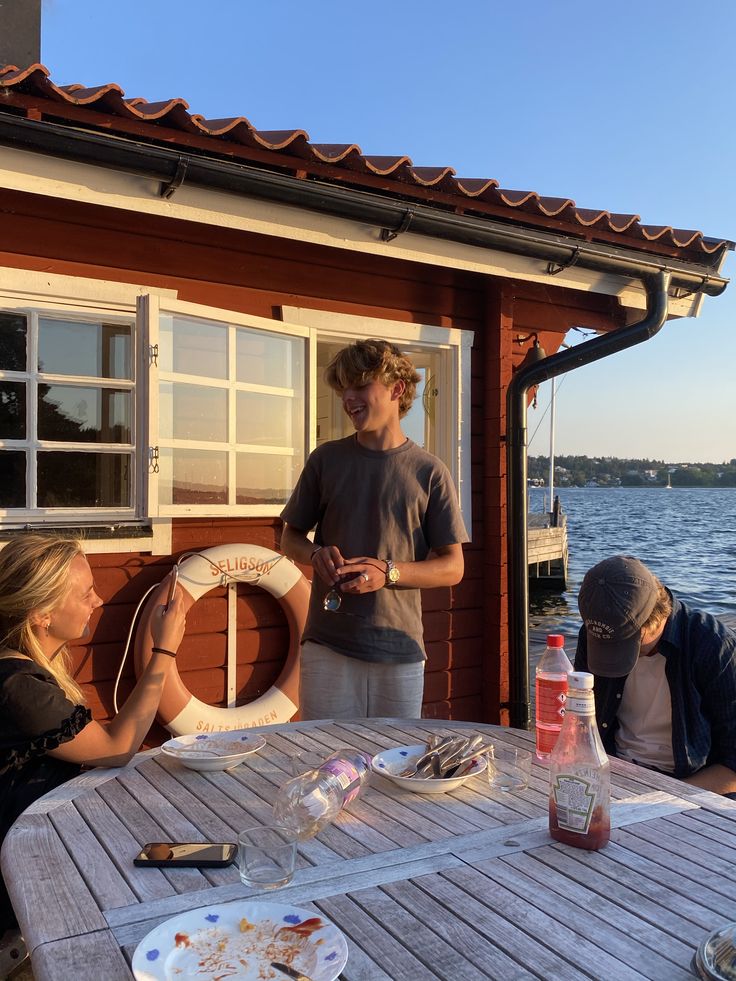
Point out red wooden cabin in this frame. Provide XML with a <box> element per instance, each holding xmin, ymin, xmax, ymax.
<box><xmin>0</xmin><ymin>63</ymin><xmax>731</xmax><ymax>741</ymax></box>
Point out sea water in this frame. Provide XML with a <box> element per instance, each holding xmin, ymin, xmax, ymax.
<box><xmin>528</xmin><ymin>486</ymin><xmax>736</xmax><ymax>643</ymax></box>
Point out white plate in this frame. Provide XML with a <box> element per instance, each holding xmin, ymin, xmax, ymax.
<box><xmin>371</xmin><ymin>744</ymin><xmax>487</xmax><ymax>794</ymax></box>
<box><xmin>160</xmin><ymin>730</ymin><xmax>266</xmax><ymax>771</ymax></box>
<box><xmin>132</xmin><ymin>899</ymin><xmax>348</xmax><ymax>981</ymax></box>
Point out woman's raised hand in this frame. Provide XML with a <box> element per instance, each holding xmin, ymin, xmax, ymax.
<box><xmin>150</xmin><ymin>586</ymin><xmax>187</xmax><ymax>655</ymax></box>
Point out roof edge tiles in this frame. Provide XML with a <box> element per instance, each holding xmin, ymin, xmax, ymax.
<box><xmin>0</xmin><ymin>61</ymin><xmax>732</xmax><ymax>264</ymax></box>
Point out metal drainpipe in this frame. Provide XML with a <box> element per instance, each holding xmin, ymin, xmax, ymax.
<box><xmin>505</xmin><ymin>269</ymin><xmax>671</xmax><ymax>730</ymax></box>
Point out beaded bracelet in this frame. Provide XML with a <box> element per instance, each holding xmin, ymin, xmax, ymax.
<box><xmin>151</xmin><ymin>646</ymin><xmax>177</xmax><ymax>658</ymax></box>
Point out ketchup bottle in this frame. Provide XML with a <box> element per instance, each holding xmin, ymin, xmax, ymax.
<box><xmin>549</xmin><ymin>671</ymin><xmax>610</xmax><ymax>851</ymax></box>
<box><xmin>535</xmin><ymin>634</ymin><xmax>573</xmax><ymax>760</ymax></box>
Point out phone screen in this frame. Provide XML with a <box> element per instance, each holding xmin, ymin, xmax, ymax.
<box><xmin>165</xmin><ymin>566</ymin><xmax>179</xmax><ymax>611</ymax></box>
<box><xmin>134</xmin><ymin>842</ymin><xmax>237</xmax><ymax>867</ymax></box>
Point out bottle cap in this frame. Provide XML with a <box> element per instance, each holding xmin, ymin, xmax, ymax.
<box><xmin>568</xmin><ymin>671</ymin><xmax>594</xmax><ymax>689</ymax></box>
<box><xmin>546</xmin><ymin>634</ymin><xmax>565</xmax><ymax>647</ymax></box>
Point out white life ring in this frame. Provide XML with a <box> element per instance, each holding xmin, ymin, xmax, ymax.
<box><xmin>133</xmin><ymin>544</ymin><xmax>310</xmax><ymax>735</ymax></box>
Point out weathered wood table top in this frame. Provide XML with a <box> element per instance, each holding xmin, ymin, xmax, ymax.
<box><xmin>3</xmin><ymin>718</ymin><xmax>735</xmax><ymax>980</ymax></box>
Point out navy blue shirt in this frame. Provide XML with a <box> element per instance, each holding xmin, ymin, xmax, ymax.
<box><xmin>575</xmin><ymin>593</ymin><xmax>736</xmax><ymax>779</ymax></box>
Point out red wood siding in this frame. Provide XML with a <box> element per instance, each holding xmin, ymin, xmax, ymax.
<box><xmin>0</xmin><ymin>186</ymin><xmax>615</xmax><ymax>736</ymax></box>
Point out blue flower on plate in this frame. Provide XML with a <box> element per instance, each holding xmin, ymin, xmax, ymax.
<box><xmin>205</xmin><ymin>914</ymin><xmax>219</xmax><ymax>922</ymax></box>
<box><xmin>283</xmin><ymin>914</ymin><xmax>301</xmax><ymax>924</ymax></box>
<box><xmin>325</xmin><ymin>951</ymin><xmax>338</xmax><ymax>961</ymax></box>
<box><xmin>146</xmin><ymin>949</ymin><xmax>160</xmax><ymax>962</ymax></box>
<box><xmin>399</xmin><ymin>750</ymin><xmax>409</xmax><ymax>757</ymax></box>
<box><xmin>376</xmin><ymin>762</ymin><xmax>386</xmax><ymax>768</ymax></box>
<box><xmin>195</xmin><ymin>734</ymin><xmax>208</xmax><ymax>741</ymax></box>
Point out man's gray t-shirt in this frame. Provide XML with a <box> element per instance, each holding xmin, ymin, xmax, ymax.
<box><xmin>281</xmin><ymin>435</ymin><xmax>468</xmax><ymax>663</ymax></box>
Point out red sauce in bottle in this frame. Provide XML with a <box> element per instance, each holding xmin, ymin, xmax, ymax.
<box><xmin>549</xmin><ymin>798</ymin><xmax>610</xmax><ymax>850</ymax></box>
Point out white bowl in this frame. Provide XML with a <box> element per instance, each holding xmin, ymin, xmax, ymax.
<box><xmin>161</xmin><ymin>730</ymin><xmax>266</xmax><ymax>771</ymax></box>
<box><xmin>371</xmin><ymin>744</ymin><xmax>486</xmax><ymax>794</ymax></box>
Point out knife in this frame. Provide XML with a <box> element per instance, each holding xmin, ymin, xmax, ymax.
<box><xmin>271</xmin><ymin>962</ymin><xmax>313</xmax><ymax>981</ymax></box>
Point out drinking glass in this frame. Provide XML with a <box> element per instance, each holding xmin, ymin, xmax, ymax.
<box><xmin>486</xmin><ymin>745</ymin><xmax>532</xmax><ymax>792</ymax></box>
<box><xmin>238</xmin><ymin>826</ymin><xmax>297</xmax><ymax>889</ymax></box>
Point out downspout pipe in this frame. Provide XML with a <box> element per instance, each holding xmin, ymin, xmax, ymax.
<box><xmin>505</xmin><ymin>270</ymin><xmax>671</xmax><ymax>731</ymax></box>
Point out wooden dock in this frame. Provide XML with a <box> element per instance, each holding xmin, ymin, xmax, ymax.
<box><xmin>528</xmin><ymin>500</ymin><xmax>568</xmax><ymax>589</ymax></box>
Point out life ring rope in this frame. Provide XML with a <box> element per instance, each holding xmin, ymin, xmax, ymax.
<box><xmin>133</xmin><ymin>544</ymin><xmax>310</xmax><ymax>735</ymax></box>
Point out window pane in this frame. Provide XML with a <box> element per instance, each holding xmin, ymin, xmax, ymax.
<box><xmin>0</xmin><ymin>382</ymin><xmax>26</xmax><ymax>438</ymax></box>
<box><xmin>0</xmin><ymin>451</ymin><xmax>26</xmax><ymax>507</ymax></box>
<box><xmin>237</xmin><ymin>329</ymin><xmax>302</xmax><ymax>388</ymax></box>
<box><xmin>159</xmin><ymin>448</ymin><xmax>228</xmax><ymax>505</ymax></box>
<box><xmin>38</xmin><ymin>319</ymin><xmax>132</xmax><ymax>379</ymax></box>
<box><xmin>236</xmin><ymin>452</ymin><xmax>302</xmax><ymax>505</ymax></box>
<box><xmin>38</xmin><ymin>385</ymin><xmax>131</xmax><ymax>443</ymax></box>
<box><xmin>236</xmin><ymin>391</ymin><xmax>304</xmax><ymax>446</ymax></box>
<box><xmin>37</xmin><ymin>452</ymin><xmax>131</xmax><ymax>507</ymax></box>
<box><xmin>159</xmin><ymin>314</ymin><xmax>227</xmax><ymax>379</ymax></box>
<box><xmin>0</xmin><ymin>313</ymin><xmax>27</xmax><ymax>371</ymax></box>
<box><xmin>159</xmin><ymin>382</ymin><xmax>227</xmax><ymax>442</ymax></box>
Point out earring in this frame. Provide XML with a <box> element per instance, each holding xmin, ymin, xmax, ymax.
<box><xmin>46</xmin><ymin>622</ymin><xmax>51</xmax><ymax>636</ymax></box>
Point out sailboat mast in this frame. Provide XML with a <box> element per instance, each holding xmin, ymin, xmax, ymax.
<box><xmin>548</xmin><ymin>379</ymin><xmax>556</xmax><ymax>509</ymax></box>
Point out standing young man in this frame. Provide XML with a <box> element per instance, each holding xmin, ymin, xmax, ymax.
<box><xmin>280</xmin><ymin>339</ymin><xmax>468</xmax><ymax>720</ymax></box>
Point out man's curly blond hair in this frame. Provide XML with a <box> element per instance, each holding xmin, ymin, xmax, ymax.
<box><xmin>324</xmin><ymin>339</ymin><xmax>421</xmax><ymax>418</ymax></box>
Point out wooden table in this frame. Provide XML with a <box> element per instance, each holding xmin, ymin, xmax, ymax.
<box><xmin>3</xmin><ymin>718</ymin><xmax>736</xmax><ymax>980</ymax></box>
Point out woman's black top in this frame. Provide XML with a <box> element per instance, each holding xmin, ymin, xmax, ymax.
<box><xmin>0</xmin><ymin>655</ymin><xmax>91</xmax><ymax>844</ymax></box>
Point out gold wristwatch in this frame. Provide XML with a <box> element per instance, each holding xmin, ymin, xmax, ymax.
<box><xmin>384</xmin><ymin>559</ymin><xmax>400</xmax><ymax>586</ymax></box>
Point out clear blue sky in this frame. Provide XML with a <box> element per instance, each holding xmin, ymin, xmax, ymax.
<box><xmin>41</xmin><ymin>0</ymin><xmax>735</xmax><ymax>464</ymax></box>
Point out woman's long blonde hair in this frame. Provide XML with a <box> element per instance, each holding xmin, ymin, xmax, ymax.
<box><xmin>0</xmin><ymin>534</ymin><xmax>87</xmax><ymax>704</ymax></box>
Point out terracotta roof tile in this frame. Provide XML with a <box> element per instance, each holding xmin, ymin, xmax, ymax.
<box><xmin>0</xmin><ymin>62</ymin><xmax>731</xmax><ymax>263</ymax></box>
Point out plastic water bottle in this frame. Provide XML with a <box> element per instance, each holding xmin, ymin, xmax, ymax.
<box><xmin>272</xmin><ymin>748</ymin><xmax>372</xmax><ymax>840</ymax></box>
<box><xmin>549</xmin><ymin>671</ymin><xmax>610</xmax><ymax>850</ymax></box>
<box><xmin>535</xmin><ymin>633</ymin><xmax>573</xmax><ymax>761</ymax></box>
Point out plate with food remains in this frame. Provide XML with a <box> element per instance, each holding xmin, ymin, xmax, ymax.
<box><xmin>160</xmin><ymin>730</ymin><xmax>266</xmax><ymax>771</ymax></box>
<box><xmin>131</xmin><ymin>900</ymin><xmax>348</xmax><ymax>981</ymax></box>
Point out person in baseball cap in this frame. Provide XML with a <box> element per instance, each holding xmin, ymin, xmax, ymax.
<box><xmin>577</xmin><ymin>555</ymin><xmax>661</xmax><ymax>677</ymax></box>
<box><xmin>574</xmin><ymin>554</ymin><xmax>736</xmax><ymax>799</ymax></box>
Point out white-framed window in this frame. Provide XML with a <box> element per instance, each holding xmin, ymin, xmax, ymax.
<box><xmin>0</xmin><ymin>270</ymin><xmax>472</xmax><ymax>545</ymax></box>
<box><xmin>283</xmin><ymin>306</ymin><xmax>473</xmax><ymax>530</ymax></box>
<box><xmin>139</xmin><ymin>295</ymin><xmax>308</xmax><ymax>518</ymax></box>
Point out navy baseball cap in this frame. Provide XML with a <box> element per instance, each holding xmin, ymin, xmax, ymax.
<box><xmin>578</xmin><ymin>555</ymin><xmax>659</xmax><ymax>677</ymax></box>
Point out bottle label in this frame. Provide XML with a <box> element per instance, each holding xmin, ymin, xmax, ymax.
<box><xmin>551</xmin><ymin>772</ymin><xmax>598</xmax><ymax>834</ymax></box>
<box><xmin>536</xmin><ymin>676</ymin><xmax>568</xmax><ymax>725</ymax></box>
<box><xmin>319</xmin><ymin>758</ymin><xmax>366</xmax><ymax>806</ymax></box>
<box><xmin>565</xmin><ymin>694</ymin><xmax>595</xmax><ymax>716</ymax></box>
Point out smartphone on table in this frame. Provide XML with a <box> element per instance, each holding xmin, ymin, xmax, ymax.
<box><xmin>134</xmin><ymin>842</ymin><xmax>236</xmax><ymax>868</ymax></box>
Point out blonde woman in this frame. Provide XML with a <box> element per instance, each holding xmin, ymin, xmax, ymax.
<box><xmin>0</xmin><ymin>535</ymin><xmax>186</xmax><ymax>964</ymax></box>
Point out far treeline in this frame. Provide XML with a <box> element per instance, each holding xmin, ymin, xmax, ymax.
<box><xmin>528</xmin><ymin>455</ymin><xmax>736</xmax><ymax>488</ymax></box>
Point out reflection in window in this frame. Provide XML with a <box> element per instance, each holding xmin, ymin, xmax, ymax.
<box><xmin>159</xmin><ymin>315</ymin><xmax>227</xmax><ymax>379</ymax></box>
<box><xmin>237</xmin><ymin>330</ymin><xmax>299</xmax><ymax>388</ymax></box>
<box><xmin>0</xmin><ymin>313</ymin><xmax>27</xmax><ymax>371</ymax></box>
<box><xmin>157</xmin><ymin>316</ymin><xmax>305</xmax><ymax>511</ymax></box>
<box><xmin>38</xmin><ymin>386</ymin><xmax>131</xmax><ymax>443</ymax></box>
<box><xmin>236</xmin><ymin>452</ymin><xmax>299</xmax><ymax>504</ymax></box>
<box><xmin>38</xmin><ymin>319</ymin><xmax>132</xmax><ymax>379</ymax></box>
<box><xmin>159</xmin><ymin>448</ymin><xmax>228</xmax><ymax>506</ymax></box>
<box><xmin>236</xmin><ymin>391</ymin><xmax>299</xmax><ymax>446</ymax></box>
<box><xmin>0</xmin><ymin>451</ymin><xmax>25</xmax><ymax>507</ymax></box>
<box><xmin>37</xmin><ymin>452</ymin><xmax>131</xmax><ymax>507</ymax></box>
<box><xmin>159</xmin><ymin>383</ymin><xmax>227</xmax><ymax>442</ymax></box>
<box><xmin>0</xmin><ymin>382</ymin><xmax>26</xmax><ymax>439</ymax></box>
